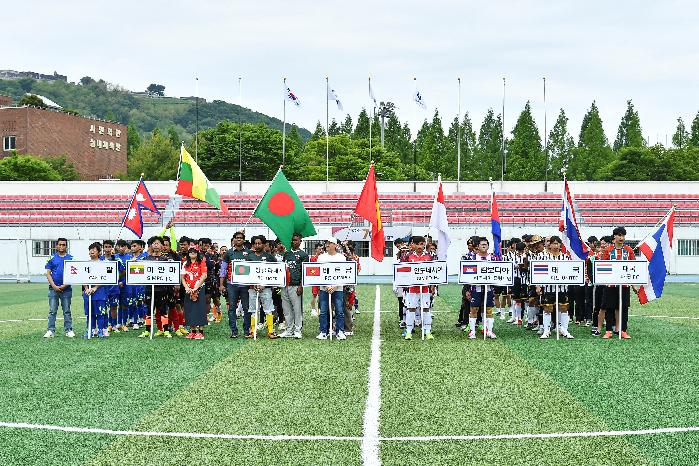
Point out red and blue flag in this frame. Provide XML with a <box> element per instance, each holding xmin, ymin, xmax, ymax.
<box><xmin>638</xmin><ymin>207</ymin><xmax>674</xmax><ymax>304</ymax></box>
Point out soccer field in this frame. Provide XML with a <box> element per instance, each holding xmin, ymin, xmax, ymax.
<box><xmin>1</xmin><ymin>282</ymin><xmax>698</xmax><ymax>466</ymax></box>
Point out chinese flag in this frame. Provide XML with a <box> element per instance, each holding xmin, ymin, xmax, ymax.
<box><xmin>355</xmin><ymin>164</ymin><xmax>385</xmax><ymax>262</ymax></box>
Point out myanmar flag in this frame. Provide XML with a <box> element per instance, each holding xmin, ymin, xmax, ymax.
<box><xmin>254</xmin><ymin>169</ymin><xmax>316</xmax><ymax>250</ymax></box>
<box><xmin>175</xmin><ymin>145</ymin><xmax>228</xmax><ymax>213</ymax></box>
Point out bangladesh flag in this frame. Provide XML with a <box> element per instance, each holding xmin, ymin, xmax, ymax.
<box><xmin>254</xmin><ymin>169</ymin><xmax>316</xmax><ymax>250</ymax></box>
<box><xmin>175</xmin><ymin>146</ymin><xmax>228</xmax><ymax>213</ymax></box>
<box><xmin>234</xmin><ymin>264</ymin><xmax>251</xmax><ymax>276</ymax></box>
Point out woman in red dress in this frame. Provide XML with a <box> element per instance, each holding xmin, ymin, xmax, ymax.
<box><xmin>181</xmin><ymin>248</ymin><xmax>208</xmax><ymax>340</ymax></box>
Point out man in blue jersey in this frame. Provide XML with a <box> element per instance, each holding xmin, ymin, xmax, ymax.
<box><xmin>44</xmin><ymin>238</ymin><xmax>75</xmax><ymax>338</ymax></box>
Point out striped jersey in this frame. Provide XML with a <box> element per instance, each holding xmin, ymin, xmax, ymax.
<box><xmin>539</xmin><ymin>251</ymin><xmax>570</xmax><ymax>293</ymax></box>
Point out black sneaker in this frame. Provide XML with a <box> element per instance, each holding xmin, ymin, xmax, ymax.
<box><xmin>398</xmin><ymin>322</ymin><xmax>406</xmax><ymax>329</ymax></box>
<box><xmin>455</xmin><ymin>322</ymin><xmax>464</xmax><ymax>327</ymax></box>
<box><xmin>230</xmin><ymin>332</ymin><xmax>239</xmax><ymax>339</ymax></box>
<box><xmin>591</xmin><ymin>329</ymin><xmax>601</xmax><ymax>337</ymax></box>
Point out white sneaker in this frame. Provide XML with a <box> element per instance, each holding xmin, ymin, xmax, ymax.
<box><xmin>132</xmin><ymin>323</ymin><xmax>140</xmax><ymax>330</ymax></box>
<box><xmin>65</xmin><ymin>330</ymin><xmax>75</xmax><ymax>338</ymax></box>
<box><xmin>293</xmin><ymin>331</ymin><xmax>302</xmax><ymax>339</ymax></box>
<box><xmin>311</xmin><ymin>308</ymin><xmax>319</xmax><ymax>317</ymax></box>
<box><xmin>500</xmin><ymin>313</ymin><xmax>507</xmax><ymax>320</ymax></box>
<box><xmin>506</xmin><ymin>317</ymin><xmax>515</xmax><ymax>324</ymax></box>
<box><xmin>460</xmin><ymin>325</ymin><xmax>468</xmax><ymax>331</ymax></box>
<box><xmin>278</xmin><ymin>322</ymin><xmax>286</xmax><ymax>331</ymax></box>
<box><xmin>467</xmin><ymin>330</ymin><xmax>476</xmax><ymax>340</ymax></box>
<box><xmin>316</xmin><ymin>332</ymin><xmax>327</xmax><ymax>340</ymax></box>
<box><xmin>43</xmin><ymin>330</ymin><xmax>55</xmax><ymax>338</ymax></box>
<box><xmin>562</xmin><ymin>331</ymin><xmax>574</xmax><ymax>339</ymax></box>
<box><xmin>279</xmin><ymin>330</ymin><xmax>293</xmax><ymax>338</ymax></box>
<box><xmin>540</xmin><ymin>330</ymin><xmax>551</xmax><ymax>339</ymax></box>
<box><xmin>344</xmin><ymin>331</ymin><xmax>353</xmax><ymax>336</ymax></box>
<box><xmin>487</xmin><ymin>331</ymin><xmax>497</xmax><ymax>339</ymax></box>
<box><xmin>336</xmin><ymin>331</ymin><xmax>347</xmax><ymax>340</ymax></box>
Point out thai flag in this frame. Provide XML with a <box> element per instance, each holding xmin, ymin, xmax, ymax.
<box><xmin>596</xmin><ymin>262</ymin><xmax>614</xmax><ymax>274</ymax></box>
<box><xmin>559</xmin><ymin>176</ymin><xmax>589</xmax><ymax>261</ymax></box>
<box><xmin>533</xmin><ymin>263</ymin><xmax>549</xmax><ymax>275</ymax></box>
<box><xmin>637</xmin><ymin>207</ymin><xmax>675</xmax><ymax>304</ymax></box>
<box><xmin>491</xmin><ymin>192</ymin><xmax>501</xmax><ymax>257</ymax></box>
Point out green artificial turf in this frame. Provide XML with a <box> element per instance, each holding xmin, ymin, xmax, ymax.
<box><xmin>0</xmin><ymin>282</ymin><xmax>698</xmax><ymax>465</ymax></box>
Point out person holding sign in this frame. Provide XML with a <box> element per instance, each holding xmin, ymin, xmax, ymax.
<box><xmin>600</xmin><ymin>227</ymin><xmax>636</xmax><ymax>340</ymax></box>
<box><xmin>279</xmin><ymin>233</ymin><xmax>309</xmax><ymax>339</ymax></box>
<box><xmin>140</xmin><ymin>237</ymin><xmax>175</xmax><ymax>338</ymax></box>
<box><xmin>44</xmin><ymin>238</ymin><xmax>75</xmax><ymax>338</ymax></box>
<box><xmin>181</xmin><ymin>247</ymin><xmax>208</xmax><ymax>340</ymax></box>
<box><xmin>220</xmin><ymin>232</ymin><xmax>251</xmax><ymax>339</ymax></box>
<box><xmin>83</xmin><ymin>242</ymin><xmax>109</xmax><ymax>338</ymax></box>
<box><xmin>247</xmin><ymin>235</ymin><xmax>279</xmax><ymax>340</ymax></box>
<box><xmin>466</xmin><ymin>237</ymin><xmax>499</xmax><ymax>339</ymax></box>
<box><xmin>315</xmin><ymin>237</ymin><xmax>348</xmax><ymax>341</ymax></box>
<box><xmin>537</xmin><ymin>236</ymin><xmax>574</xmax><ymax>340</ymax></box>
<box><xmin>404</xmin><ymin>236</ymin><xmax>435</xmax><ymax>341</ymax></box>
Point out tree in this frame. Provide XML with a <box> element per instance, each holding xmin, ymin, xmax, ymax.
<box><xmin>0</xmin><ymin>154</ymin><xmax>61</xmax><ymax>181</ymax></box>
<box><xmin>475</xmin><ymin>109</ymin><xmax>503</xmax><ymax>181</ymax></box>
<box><xmin>672</xmin><ymin>117</ymin><xmax>689</xmax><ymax>148</ymax></box>
<box><xmin>146</xmin><ymin>84</ymin><xmax>166</xmax><ymax>96</ymax></box>
<box><xmin>506</xmin><ymin>101</ymin><xmax>544</xmax><ymax>180</ymax></box>
<box><xmin>690</xmin><ymin>112</ymin><xmax>699</xmax><ymax>147</ymax></box>
<box><xmin>18</xmin><ymin>94</ymin><xmax>46</xmax><ymax>108</ymax></box>
<box><xmin>167</xmin><ymin>126</ymin><xmax>180</xmax><ymax>148</ymax></box>
<box><xmin>45</xmin><ymin>156</ymin><xmax>80</xmax><ymax>180</ymax></box>
<box><xmin>340</xmin><ymin>115</ymin><xmax>353</xmax><ymax>135</ymax></box>
<box><xmin>547</xmin><ymin>109</ymin><xmax>575</xmax><ymax>179</ymax></box>
<box><xmin>127</xmin><ymin>131</ymin><xmax>179</xmax><ymax>180</ymax></box>
<box><xmin>569</xmin><ymin>101</ymin><xmax>613</xmax><ymax>180</ymax></box>
<box><xmin>446</xmin><ymin>112</ymin><xmax>477</xmax><ymax>181</ymax></box>
<box><xmin>416</xmin><ymin>110</ymin><xmax>450</xmax><ymax>179</ymax></box>
<box><xmin>310</xmin><ymin>122</ymin><xmax>325</xmax><ymax>141</ymax></box>
<box><xmin>353</xmin><ymin>108</ymin><xmax>370</xmax><ymax>140</ymax></box>
<box><xmin>79</xmin><ymin>76</ymin><xmax>96</xmax><ymax>86</ymax></box>
<box><xmin>328</xmin><ymin>119</ymin><xmax>341</xmax><ymax>136</ymax></box>
<box><xmin>613</xmin><ymin>100</ymin><xmax>645</xmax><ymax>151</ymax></box>
<box><xmin>127</xmin><ymin>124</ymin><xmax>141</xmax><ymax>159</ymax></box>
<box><xmin>607</xmin><ymin>146</ymin><xmax>672</xmax><ymax>181</ymax></box>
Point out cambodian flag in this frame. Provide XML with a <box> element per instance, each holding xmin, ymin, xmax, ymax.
<box><xmin>637</xmin><ymin>207</ymin><xmax>675</xmax><ymax>304</ymax></box>
<box><xmin>559</xmin><ymin>176</ymin><xmax>589</xmax><ymax>261</ymax></box>
<box><xmin>491</xmin><ymin>192</ymin><xmax>501</xmax><ymax>257</ymax></box>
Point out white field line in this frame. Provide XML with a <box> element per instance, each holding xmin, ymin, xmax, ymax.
<box><xmin>1</xmin><ymin>421</ymin><xmax>698</xmax><ymax>443</ymax></box>
<box><xmin>361</xmin><ymin>285</ymin><xmax>382</xmax><ymax>466</ymax></box>
<box><xmin>629</xmin><ymin>314</ymin><xmax>699</xmax><ymax>321</ymax></box>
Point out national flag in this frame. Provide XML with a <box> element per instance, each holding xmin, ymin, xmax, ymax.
<box><xmin>413</xmin><ymin>86</ymin><xmax>427</xmax><ymax>110</ymax></box>
<box><xmin>355</xmin><ymin>164</ymin><xmax>385</xmax><ymax>262</ymax></box>
<box><xmin>638</xmin><ymin>207</ymin><xmax>675</xmax><ymax>304</ymax></box>
<box><xmin>285</xmin><ymin>84</ymin><xmax>301</xmax><ymax>107</ymax></box>
<box><xmin>462</xmin><ymin>265</ymin><xmax>477</xmax><ymax>274</ymax></box>
<box><xmin>254</xmin><ymin>169</ymin><xmax>316</xmax><ymax>250</ymax></box>
<box><xmin>559</xmin><ymin>176</ymin><xmax>589</xmax><ymax>260</ymax></box>
<box><xmin>396</xmin><ymin>266</ymin><xmax>412</xmax><ymax>273</ymax></box>
<box><xmin>122</xmin><ymin>176</ymin><xmax>160</xmax><ymax>238</ymax></box>
<box><xmin>234</xmin><ymin>264</ymin><xmax>251</xmax><ymax>276</ymax></box>
<box><xmin>429</xmin><ymin>175</ymin><xmax>451</xmax><ymax>261</ymax></box>
<box><xmin>305</xmin><ymin>266</ymin><xmax>321</xmax><ymax>276</ymax></box>
<box><xmin>327</xmin><ymin>87</ymin><xmax>343</xmax><ymax>111</ymax></box>
<box><xmin>491</xmin><ymin>192</ymin><xmax>502</xmax><ymax>257</ymax></box>
<box><xmin>369</xmin><ymin>78</ymin><xmax>377</xmax><ymax>107</ymax></box>
<box><xmin>596</xmin><ymin>262</ymin><xmax>613</xmax><ymax>274</ymax></box>
<box><xmin>129</xmin><ymin>264</ymin><xmax>145</xmax><ymax>275</ymax></box>
<box><xmin>533</xmin><ymin>264</ymin><xmax>549</xmax><ymax>274</ymax></box>
<box><xmin>175</xmin><ymin>146</ymin><xmax>228</xmax><ymax>213</ymax></box>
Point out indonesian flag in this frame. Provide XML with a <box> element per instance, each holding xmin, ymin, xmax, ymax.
<box><xmin>121</xmin><ymin>176</ymin><xmax>160</xmax><ymax>238</ymax></box>
<box><xmin>637</xmin><ymin>207</ymin><xmax>675</xmax><ymax>304</ymax></box>
<box><xmin>429</xmin><ymin>175</ymin><xmax>451</xmax><ymax>261</ymax></box>
<box><xmin>355</xmin><ymin>164</ymin><xmax>385</xmax><ymax>262</ymax></box>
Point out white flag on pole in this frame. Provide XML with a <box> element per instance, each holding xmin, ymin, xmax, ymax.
<box><xmin>369</xmin><ymin>80</ymin><xmax>377</xmax><ymax>107</ymax></box>
<box><xmin>284</xmin><ymin>83</ymin><xmax>301</xmax><ymax>107</ymax></box>
<box><xmin>429</xmin><ymin>176</ymin><xmax>451</xmax><ymax>261</ymax></box>
<box><xmin>327</xmin><ymin>87</ymin><xmax>343</xmax><ymax>111</ymax></box>
<box><xmin>413</xmin><ymin>86</ymin><xmax>427</xmax><ymax>110</ymax></box>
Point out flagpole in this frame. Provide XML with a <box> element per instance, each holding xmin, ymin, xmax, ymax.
<box><xmin>457</xmin><ymin>77</ymin><xmax>461</xmax><ymax>192</ymax></box>
<box><xmin>326</xmin><ymin>76</ymin><xmax>330</xmax><ymax>193</ymax></box>
<box><xmin>117</xmin><ymin>173</ymin><xmax>145</xmax><ymax>241</ymax></box>
<box><xmin>413</xmin><ymin>77</ymin><xmax>417</xmax><ymax>193</ymax></box>
<box><xmin>369</xmin><ymin>76</ymin><xmax>372</xmax><ymax>161</ymax></box>
<box><xmin>501</xmin><ymin>77</ymin><xmax>505</xmax><ymax>191</ymax></box>
<box><xmin>543</xmin><ymin>76</ymin><xmax>549</xmax><ymax>193</ymax></box>
<box><xmin>239</xmin><ymin>76</ymin><xmax>243</xmax><ymax>192</ymax></box>
<box><xmin>195</xmin><ymin>77</ymin><xmax>199</xmax><ymax>164</ymax></box>
<box><xmin>282</xmin><ymin>77</ymin><xmax>287</xmax><ymax>165</ymax></box>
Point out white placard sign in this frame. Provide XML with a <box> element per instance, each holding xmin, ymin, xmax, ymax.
<box><xmin>593</xmin><ymin>260</ymin><xmax>649</xmax><ymax>285</ymax></box>
<box><xmin>126</xmin><ymin>260</ymin><xmax>181</xmax><ymax>285</ymax></box>
<box><xmin>230</xmin><ymin>260</ymin><xmax>286</xmax><ymax>286</ymax></box>
<box><xmin>529</xmin><ymin>260</ymin><xmax>586</xmax><ymax>285</ymax></box>
<box><xmin>302</xmin><ymin>261</ymin><xmax>357</xmax><ymax>286</ymax></box>
<box><xmin>393</xmin><ymin>261</ymin><xmax>448</xmax><ymax>287</ymax></box>
<box><xmin>458</xmin><ymin>260</ymin><xmax>514</xmax><ymax>286</ymax></box>
<box><xmin>62</xmin><ymin>260</ymin><xmax>119</xmax><ymax>285</ymax></box>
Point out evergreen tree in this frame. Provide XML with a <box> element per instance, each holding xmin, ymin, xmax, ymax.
<box><xmin>613</xmin><ymin>99</ymin><xmax>645</xmax><ymax>151</ymax></box>
<box><xmin>672</xmin><ymin>117</ymin><xmax>689</xmax><ymax>148</ymax></box>
<box><xmin>354</xmin><ymin>109</ymin><xmax>370</xmax><ymax>140</ymax></box>
<box><xmin>690</xmin><ymin>112</ymin><xmax>699</xmax><ymax>147</ymax></box>
<box><xmin>506</xmin><ymin>101</ymin><xmax>544</xmax><ymax>180</ymax></box>
<box><xmin>340</xmin><ymin>115</ymin><xmax>353</xmax><ymax>135</ymax></box>
<box><xmin>475</xmin><ymin>109</ymin><xmax>503</xmax><ymax>181</ymax></box>
<box><xmin>446</xmin><ymin>112</ymin><xmax>477</xmax><ymax>181</ymax></box>
<box><xmin>415</xmin><ymin>110</ymin><xmax>449</xmax><ymax>179</ymax></box>
<box><xmin>383</xmin><ymin>113</ymin><xmax>412</xmax><ymax>165</ymax></box>
<box><xmin>310</xmin><ymin>121</ymin><xmax>325</xmax><ymax>141</ymax></box>
<box><xmin>569</xmin><ymin>101</ymin><xmax>613</xmax><ymax>180</ymax></box>
<box><xmin>547</xmin><ymin>109</ymin><xmax>575</xmax><ymax>179</ymax></box>
<box><xmin>328</xmin><ymin>119</ymin><xmax>341</xmax><ymax>136</ymax></box>
<box><xmin>127</xmin><ymin>124</ymin><xmax>141</xmax><ymax>159</ymax></box>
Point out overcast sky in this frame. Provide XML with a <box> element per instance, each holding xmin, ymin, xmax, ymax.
<box><xmin>7</xmin><ymin>0</ymin><xmax>699</xmax><ymax>144</ymax></box>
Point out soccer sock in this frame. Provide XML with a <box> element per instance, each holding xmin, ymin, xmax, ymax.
<box><xmin>469</xmin><ymin>317</ymin><xmax>476</xmax><ymax>333</ymax></box>
<box><xmin>526</xmin><ymin>305</ymin><xmax>535</xmax><ymax>323</ymax></box>
<box><xmin>560</xmin><ymin>313</ymin><xmax>570</xmax><ymax>333</ymax></box>
<box><xmin>266</xmin><ymin>313</ymin><xmax>274</xmax><ymax>334</ymax></box>
<box><xmin>422</xmin><ymin>309</ymin><xmax>432</xmax><ymax>333</ymax></box>
<box><xmin>543</xmin><ymin>312</ymin><xmax>552</xmax><ymax>332</ymax></box>
<box><xmin>406</xmin><ymin>310</ymin><xmax>415</xmax><ymax>333</ymax></box>
<box><xmin>514</xmin><ymin>303</ymin><xmax>521</xmax><ymax>320</ymax></box>
<box><xmin>486</xmin><ymin>317</ymin><xmax>494</xmax><ymax>333</ymax></box>
<box><xmin>251</xmin><ymin>315</ymin><xmax>257</xmax><ymax>333</ymax></box>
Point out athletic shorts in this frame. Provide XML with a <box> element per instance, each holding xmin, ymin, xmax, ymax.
<box><xmin>510</xmin><ymin>278</ymin><xmax>525</xmax><ymax>300</ymax></box>
<box><xmin>83</xmin><ymin>297</ymin><xmax>107</xmax><ymax>316</ymax></box>
<box><xmin>106</xmin><ymin>293</ymin><xmax>120</xmax><ymax>308</ymax></box>
<box><xmin>470</xmin><ymin>290</ymin><xmax>495</xmax><ymax>308</ymax></box>
<box><xmin>540</xmin><ymin>292</ymin><xmax>569</xmax><ymax>306</ymax></box>
<box><xmin>404</xmin><ymin>292</ymin><xmax>431</xmax><ymax>310</ymax></box>
<box><xmin>601</xmin><ymin>286</ymin><xmax>630</xmax><ymax>310</ymax></box>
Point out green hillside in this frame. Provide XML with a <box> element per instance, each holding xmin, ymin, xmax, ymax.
<box><xmin>0</xmin><ymin>77</ymin><xmax>311</xmax><ymax>141</ymax></box>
